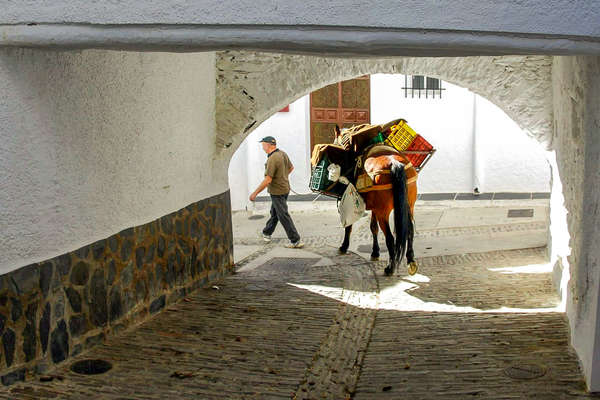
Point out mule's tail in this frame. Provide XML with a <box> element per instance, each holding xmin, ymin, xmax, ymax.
<box><xmin>390</xmin><ymin>159</ymin><xmax>414</xmax><ymax>265</ymax></box>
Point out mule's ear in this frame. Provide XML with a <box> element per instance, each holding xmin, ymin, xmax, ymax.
<box><xmin>334</xmin><ymin>125</ymin><xmax>341</xmax><ymax>136</ymax></box>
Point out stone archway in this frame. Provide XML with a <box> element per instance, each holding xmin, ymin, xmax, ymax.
<box><xmin>215</xmin><ymin>51</ymin><xmax>553</xmax><ymax>162</ymax></box>
<box><xmin>213</xmin><ymin>51</ymin><xmax>600</xmax><ymax>392</ymax></box>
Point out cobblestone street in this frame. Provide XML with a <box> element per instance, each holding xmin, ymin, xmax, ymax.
<box><xmin>4</xmin><ymin>203</ymin><xmax>599</xmax><ymax>399</ymax></box>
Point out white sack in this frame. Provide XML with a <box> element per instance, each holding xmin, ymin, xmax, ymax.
<box><xmin>338</xmin><ymin>183</ymin><xmax>366</xmax><ymax>227</ymax></box>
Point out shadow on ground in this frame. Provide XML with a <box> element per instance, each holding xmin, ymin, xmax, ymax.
<box><xmin>5</xmin><ymin>242</ymin><xmax>596</xmax><ymax>399</ymax></box>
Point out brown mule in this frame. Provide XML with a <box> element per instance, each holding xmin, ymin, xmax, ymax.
<box><xmin>336</xmin><ymin>131</ymin><xmax>418</xmax><ymax>276</ymax></box>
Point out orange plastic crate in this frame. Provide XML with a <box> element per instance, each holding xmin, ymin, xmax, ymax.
<box><xmin>403</xmin><ymin>135</ymin><xmax>433</xmax><ymax>169</ymax></box>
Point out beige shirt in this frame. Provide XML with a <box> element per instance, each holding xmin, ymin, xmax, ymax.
<box><xmin>265</xmin><ymin>149</ymin><xmax>293</xmax><ymax>195</ymax></box>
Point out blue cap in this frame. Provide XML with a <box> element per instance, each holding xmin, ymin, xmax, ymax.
<box><xmin>259</xmin><ymin>136</ymin><xmax>276</xmax><ymax>145</ymax></box>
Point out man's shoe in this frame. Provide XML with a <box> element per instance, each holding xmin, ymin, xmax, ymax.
<box><xmin>262</xmin><ymin>234</ymin><xmax>272</xmax><ymax>243</ymax></box>
<box><xmin>285</xmin><ymin>241</ymin><xmax>304</xmax><ymax>249</ymax></box>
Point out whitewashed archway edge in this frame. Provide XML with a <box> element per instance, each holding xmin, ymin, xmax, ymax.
<box><xmin>216</xmin><ymin>52</ymin><xmax>552</xmax><ymax>158</ymax></box>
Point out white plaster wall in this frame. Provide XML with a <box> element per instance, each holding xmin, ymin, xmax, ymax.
<box><xmin>3</xmin><ymin>2</ymin><xmax>600</xmax><ymax>58</ymax></box>
<box><xmin>370</xmin><ymin>75</ymin><xmax>550</xmax><ymax>194</ymax></box>
<box><xmin>371</xmin><ymin>74</ymin><xmax>549</xmax><ymax>193</ymax></box>
<box><xmin>3</xmin><ymin>1</ymin><xmax>600</xmax><ymax>38</ymax></box>
<box><xmin>476</xmin><ymin>95</ymin><xmax>550</xmax><ymax>192</ymax></box>
<box><xmin>228</xmin><ymin>142</ymin><xmax>250</xmax><ymax>212</ymax></box>
<box><xmin>552</xmin><ymin>55</ymin><xmax>600</xmax><ymax>392</ymax></box>
<box><xmin>371</xmin><ymin>75</ymin><xmax>474</xmax><ymax>193</ymax></box>
<box><xmin>0</xmin><ymin>49</ymin><xmax>221</xmax><ymax>274</ymax></box>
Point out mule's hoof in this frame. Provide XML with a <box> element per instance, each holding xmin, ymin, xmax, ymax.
<box><xmin>408</xmin><ymin>261</ymin><xmax>418</xmax><ymax>276</ymax></box>
<box><xmin>370</xmin><ymin>256</ymin><xmax>379</xmax><ymax>261</ymax></box>
<box><xmin>338</xmin><ymin>248</ymin><xmax>348</xmax><ymax>255</ymax></box>
<box><xmin>384</xmin><ymin>267</ymin><xmax>393</xmax><ymax>276</ymax></box>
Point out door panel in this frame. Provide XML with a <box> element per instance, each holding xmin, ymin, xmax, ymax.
<box><xmin>341</xmin><ymin>80</ymin><xmax>357</xmax><ymax>108</ymax></box>
<box><xmin>310</xmin><ymin>76</ymin><xmax>370</xmax><ymax>149</ymax></box>
<box><xmin>343</xmin><ymin>110</ymin><xmax>356</xmax><ymax>122</ymax></box>
<box><xmin>356</xmin><ymin>110</ymin><xmax>369</xmax><ymax>122</ymax></box>
<box><xmin>311</xmin><ymin>83</ymin><xmax>339</xmax><ymax>108</ymax></box>
<box><xmin>311</xmin><ymin>122</ymin><xmax>338</xmax><ymax>147</ymax></box>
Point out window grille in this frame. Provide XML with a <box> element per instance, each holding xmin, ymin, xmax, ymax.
<box><xmin>412</xmin><ymin>75</ymin><xmax>425</xmax><ymax>90</ymax></box>
<box><xmin>403</xmin><ymin>75</ymin><xmax>445</xmax><ymax>98</ymax></box>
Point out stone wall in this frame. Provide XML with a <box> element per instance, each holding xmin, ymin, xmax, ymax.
<box><xmin>0</xmin><ymin>191</ymin><xmax>234</xmax><ymax>386</ymax></box>
<box><xmin>552</xmin><ymin>55</ymin><xmax>600</xmax><ymax>391</ymax></box>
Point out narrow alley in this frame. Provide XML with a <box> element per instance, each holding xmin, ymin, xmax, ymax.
<box><xmin>4</xmin><ymin>200</ymin><xmax>595</xmax><ymax>399</ymax></box>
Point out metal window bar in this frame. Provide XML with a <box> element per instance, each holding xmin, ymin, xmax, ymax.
<box><xmin>426</xmin><ymin>77</ymin><xmax>441</xmax><ymax>99</ymax></box>
<box><xmin>402</xmin><ymin>75</ymin><xmax>445</xmax><ymax>98</ymax></box>
<box><xmin>412</xmin><ymin>75</ymin><xmax>424</xmax><ymax>98</ymax></box>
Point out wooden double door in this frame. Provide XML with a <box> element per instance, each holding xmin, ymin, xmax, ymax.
<box><xmin>310</xmin><ymin>76</ymin><xmax>370</xmax><ymax>148</ymax></box>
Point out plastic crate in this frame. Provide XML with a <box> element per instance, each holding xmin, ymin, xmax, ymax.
<box><xmin>309</xmin><ymin>157</ymin><xmax>330</xmax><ymax>191</ymax></box>
<box><xmin>403</xmin><ymin>134</ymin><xmax>434</xmax><ymax>169</ymax></box>
<box><xmin>384</xmin><ymin>121</ymin><xmax>417</xmax><ymax>151</ymax></box>
<box><xmin>368</xmin><ymin>132</ymin><xmax>385</xmax><ymax>146</ymax></box>
<box><xmin>309</xmin><ymin>156</ymin><xmax>347</xmax><ymax>199</ymax></box>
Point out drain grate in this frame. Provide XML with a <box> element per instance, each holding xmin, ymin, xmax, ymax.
<box><xmin>258</xmin><ymin>257</ymin><xmax>320</xmax><ymax>269</ymax></box>
<box><xmin>503</xmin><ymin>363</ymin><xmax>546</xmax><ymax>380</ymax></box>
<box><xmin>71</xmin><ymin>359</ymin><xmax>113</xmax><ymax>375</ymax></box>
<box><xmin>507</xmin><ymin>209</ymin><xmax>534</xmax><ymax>218</ymax></box>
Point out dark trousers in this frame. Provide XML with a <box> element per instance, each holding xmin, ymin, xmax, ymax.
<box><xmin>262</xmin><ymin>194</ymin><xmax>301</xmax><ymax>243</ymax></box>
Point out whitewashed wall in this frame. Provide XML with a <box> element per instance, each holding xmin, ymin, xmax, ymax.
<box><xmin>371</xmin><ymin>74</ymin><xmax>551</xmax><ymax>193</ymax></box>
<box><xmin>552</xmin><ymin>55</ymin><xmax>600</xmax><ymax>392</ymax></box>
<box><xmin>228</xmin><ymin>74</ymin><xmax>550</xmax><ymax>210</ymax></box>
<box><xmin>476</xmin><ymin>95</ymin><xmax>551</xmax><ymax>192</ymax></box>
<box><xmin>0</xmin><ymin>49</ymin><xmax>220</xmax><ymax>274</ymax></box>
<box><xmin>3</xmin><ymin>1</ymin><xmax>600</xmax><ymax>57</ymax></box>
<box><xmin>371</xmin><ymin>75</ymin><xmax>474</xmax><ymax>193</ymax></box>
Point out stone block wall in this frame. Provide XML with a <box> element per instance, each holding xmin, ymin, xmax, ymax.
<box><xmin>0</xmin><ymin>191</ymin><xmax>234</xmax><ymax>386</ymax></box>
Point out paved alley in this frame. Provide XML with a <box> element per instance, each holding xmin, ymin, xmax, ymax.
<box><xmin>4</xmin><ymin>200</ymin><xmax>598</xmax><ymax>399</ymax></box>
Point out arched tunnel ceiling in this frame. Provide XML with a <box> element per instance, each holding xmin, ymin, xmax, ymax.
<box><xmin>2</xmin><ymin>1</ymin><xmax>600</xmax><ymax>55</ymax></box>
<box><xmin>215</xmin><ymin>51</ymin><xmax>553</xmax><ymax>159</ymax></box>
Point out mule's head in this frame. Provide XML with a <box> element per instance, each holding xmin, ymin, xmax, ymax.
<box><xmin>333</xmin><ymin>125</ymin><xmax>342</xmax><ymax>144</ymax></box>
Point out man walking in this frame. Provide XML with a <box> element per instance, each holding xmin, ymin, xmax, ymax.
<box><xmin>249</xmin><ymin>136</ymin><xmax>304</xmax><ymax>248</ymax></box>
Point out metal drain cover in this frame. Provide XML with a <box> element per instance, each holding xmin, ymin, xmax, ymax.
<box><xmin>357</xmin><ymin>244</ymin><xmax>387</xmax><ymax>253</ymax></box>
<box><xmin>504</xmin><ymin>363</ymin><xmax>546</xmax><ymax>380</ymax></box>
<box><xmin>507</xmin><ymin>209</ymin><xmax>534</xmax><ymax>218</ymax></box>
<box><xmin>71</xmin><ymin>359</ymin><xmax>113</xmax><ymax>375</ymax></box>
<box><xmin>258</xmin><ymin>257</ymin><xmax>320</xmax><ymax>269</ymax></box>
<box><xmin>248</xmin><ymin>214</ymin><xmax>265</xmax><ymax>220</ymax></box>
